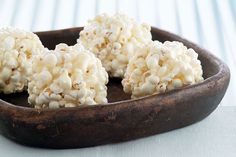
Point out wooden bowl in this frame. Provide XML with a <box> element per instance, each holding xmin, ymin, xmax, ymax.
<box><xmin>0</xmin><ymin>27</ymin><xmax>230</xmax><ymax>148</ymax></box>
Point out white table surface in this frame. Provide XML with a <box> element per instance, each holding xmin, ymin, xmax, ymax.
<box><xmin>0</xmin><ymin>0</ymin><xmax>236</xmax><ymax>156</ymax></box>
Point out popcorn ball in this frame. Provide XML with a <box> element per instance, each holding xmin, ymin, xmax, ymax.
<box><xmin>28</xmin><ymin>43</ymin><xmax>108</xmax><ymax>109</ymax></box>
<box><xmin>0</xmin><ymin>27</ymin><xmax>44</xmax><ymax>94</ymax></box>
<box><xmin>78</xmin><ymin>13</ymin><xmax>152</xmax><ymax>78</ymax></box>
<box><xmin>122</xmin><ymin>41</ymin><xmax>204</xmax><ymax>99</ymax></box>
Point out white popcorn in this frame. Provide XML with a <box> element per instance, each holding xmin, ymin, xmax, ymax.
<box><xmin>78</xmin><ymin>13</ymin><xmax>152</xmax><ymax>78</ymax></box>
<box><xmin>0</xmin><ymin>27</ymin><xmax>44</xmax><ymax>94</ymax></box>
<box><xmin>28</xmin><ymin>43</ymin><xmax>108</xmax><ymax>109</ymax></box>
<box><xmin>122</xmin><ymin>41</ymin><xmax>204</xmax><ymax>98</ymax></box>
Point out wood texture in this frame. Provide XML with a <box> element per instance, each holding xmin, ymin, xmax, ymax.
<box><xmin>0</xmin><ymin>27</ymin><xmax>230</xmax><ymax>148</ymax></box>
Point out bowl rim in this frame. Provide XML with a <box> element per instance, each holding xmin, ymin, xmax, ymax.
<box><xmin>0</xmin><ymin>26</ymin><xmax>230</xmax><ymax>114</ymax></box>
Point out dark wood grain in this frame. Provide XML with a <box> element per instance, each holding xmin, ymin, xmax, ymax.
<box><xmin>0</xmin><ymin>27</ymin><xmax>230</xmax><ymax>148</ymax></box>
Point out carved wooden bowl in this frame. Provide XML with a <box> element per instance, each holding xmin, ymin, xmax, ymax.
<box><xmin>0</xmin><ymin>27</ymin><xmax>230</xmax><ymax>148</ymax></box>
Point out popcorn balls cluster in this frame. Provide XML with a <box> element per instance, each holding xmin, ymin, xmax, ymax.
<box><xmin>28</xmin><ymin>43</ymin><xmax>108</xmax><ymax>109</ymax></box>
<box><xmin>122</xmin><ymin>41</ymin><xmax>204</xmax><ymax>99</ymax></box>
<box><xmin>0</xmin><ymin>27</ymin><xmax>44</xmax><ymax>94</ymax></box>
<box><xmin>78</xmin><ymin>13</ymin><xmax>152</xmax><ymax>78</ymax></box>
<box><xmin>0</xmin><ymin>13</ymin><xmax>205</xmax><ymax>108</ymax></box>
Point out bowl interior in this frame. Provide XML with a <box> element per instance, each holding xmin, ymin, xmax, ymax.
<box><xmin>0</xmin><ymin>27</ymin><xmax>219</xmax><ymax>108</ymax></box>
<box><xmin>0</xmin><ymin>77</ymin><xmax>130</xmax><ymax>107</ymax></box>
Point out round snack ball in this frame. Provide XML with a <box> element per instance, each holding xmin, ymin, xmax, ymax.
<box><xmin>78</xmin><ymin>13</ymin><xmax>152</xmax><ymax>78</ymax></box>
<box><xmin>0</xmin><ymin>27</ymin><xmax>44</xmax><ymax>94</ymax></box>
<box><xmin>28</xmin><ymin>43</ymin><xmax>109</xmax><ymax>109</ymax></box>
<box><xmin>122</xmin><ymin>41</ymin><xmax>204</xmax><ymax>99</ymax></box>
